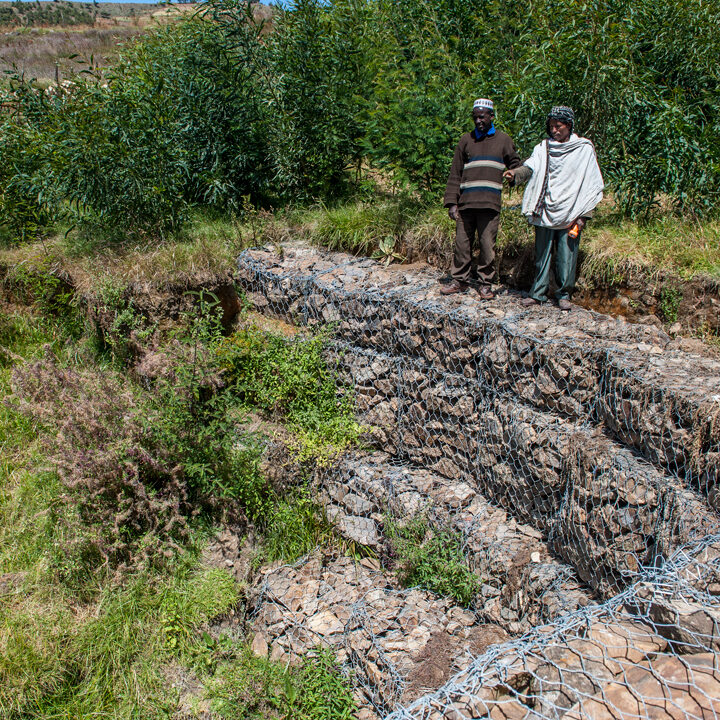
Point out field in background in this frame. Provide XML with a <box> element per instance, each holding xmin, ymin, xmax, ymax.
<box><xmin>0</xmin><ymin>1</ymin><xmax>198</xmax><ymax>82</ymax></box>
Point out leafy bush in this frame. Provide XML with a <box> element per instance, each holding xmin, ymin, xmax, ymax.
<box><xmin>0</xmin><ymin>71</ymin><xmax>188</xmax><ymax>239</ymax></box>
<box><xmin>386</xmin><ymin>515</ymin><xmax>479</xmax><ymax>606</ymax></box>
<box><xmin>218</xmin><ymin>324</ymin><xmax>362</xmax><ymax>463</ymax></box>
<box><xmin>0</xmin><ymin>120</ymin><xmax>52</xmax><ymax>243</ymax></box>
<box><xmin>3</xmin><ymin>0</ymin><xmax>718</xmax><ymax>241</ymax></box>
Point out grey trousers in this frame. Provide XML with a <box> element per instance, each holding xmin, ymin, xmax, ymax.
<box><xmin>528</xmin><ymin>225</ymin><xmax>580</xmax><ymax>302</ymax></box>
<box><xmin>450</xmin><ymin>209</ymin><xmax>500</xmax><ymax>285</ymax></box>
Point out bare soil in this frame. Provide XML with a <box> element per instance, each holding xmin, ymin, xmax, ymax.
<box><xmin>403</xmin><ymin>624</ymin><xmax>509</xmax><ymax>703</ymax></box>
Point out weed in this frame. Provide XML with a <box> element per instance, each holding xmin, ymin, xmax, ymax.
<box><xmin>659</xmin><ymin>284</ymin><xmax>683</xmax><ymax>323</ymax></box>
<box><xmin>0</xmin><ymin>307</ymin><xmax>251</xmax><ymax>718</ymax></box>
<box><xmin>218</xmin><ymin>324</ymin><xmax>363</xmax><ymax>464</ymax></box>
<box><xmin>3</xmin><ymin>254</ymin><xmax>84</xmax><ymax>337</ymax></box>
<box><xmin>0</xmin><ymin>562</ymin><xmax>239</xmax><ymax>718</ymax></box>
<box><xmin>372</xmin><ymin>236</ymin><xmax>405</xmax><ymax>266</ymax></box>
<box><xmin>254</xmin><ymin>487</ymin><xmax>338</xmax><ymax>567</ymax></box>
<box><xmin>208</xmin><ymin>647</ymin><xmax>357</xmax><ymax>720</ymax></box>
<box><xmin>9</xmin><ymin>352</ymin><xmax>196</xmax><ymax>577</ymax></box>
<box><xmin>386</xmin><ymin>515</ymin><xmax>479</xmax><ymax>607</ymax></box>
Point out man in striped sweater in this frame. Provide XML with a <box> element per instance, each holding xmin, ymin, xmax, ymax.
<box><xmin>441</xmin><ymin>98</ymin><xmax>522</xmax><ymax>297</ymax></box>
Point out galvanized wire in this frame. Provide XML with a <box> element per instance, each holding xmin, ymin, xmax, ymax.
<box><xmin>237</xmin><ymin>245</ymin><xmax>720</xmax><ymax>719</ymax></box>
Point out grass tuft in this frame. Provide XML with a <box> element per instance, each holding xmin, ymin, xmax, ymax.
<box><xmin>208</xmin><ymin>647</ymin><xmax>357</xmax><ymax>720</ymax></box>
<box><xmin>386</xmin><ymin>515</ymin><xmax>479</xmax><ymax>607</ymax></box>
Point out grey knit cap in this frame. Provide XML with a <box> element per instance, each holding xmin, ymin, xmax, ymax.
<box><xmin>547</xmin><ymin>105</ymin><xmax>575</xmax><ymax>130</ymax></box>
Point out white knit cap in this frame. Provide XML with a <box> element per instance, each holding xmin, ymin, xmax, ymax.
<box><xmin>473</xmin><ymin>98</ymin><xmax>494</xmax><ymax>112</ymax></box>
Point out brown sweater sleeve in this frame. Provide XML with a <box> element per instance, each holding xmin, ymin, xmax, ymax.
<box><xmin>443</xmin><ymin>139</ymin><xmax>465</xmax><ymax>207</ymax></box>
<box><xmin>512</xmin><ymin>165</ymin><xmax>534</xmax><ymax>186</ymax></box>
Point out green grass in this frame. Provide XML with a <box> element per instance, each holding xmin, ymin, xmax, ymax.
<box><xmin>289</xmin><ymin>196</ymin><xmax>453</xmax><ymax>260</ymax></box>
<box><xmin>584</xmin><ymin>209</ymin><xmax>720</xmax><ymax>280</ymax></box>
<box><xmin>218</xmin><ymin>324</ymin><xmax>364</xmax><ymax>465</ymax></box>
<box><xmin>0</xmin><ymin>554</ymin><xmax>241</xmax><ymax>718</ymax></box>
<box><xmin>0</xmin><ymin>207</ymin><xmax>256</xmax><ymax>298</ymax></box>
<box><xmin>4</xmin><ymin>194</ymin><xmax>717</xmax><ymax>309</ymax></box>
<box><xmin>0</xmin><ymin>290</ymin><xmax>368</xmax><ymax>711</ymax></box>
<box><xmin>386</xmin><ymin>515</ymin><xmax>479</xmax><ymax>607</ymax></box>
<box><xmin>254</xmin><ymin>488</ymin><xmax>341</xmax><ymax>568</ymax></box>
<box><xmin>208</xmin><ymin>647</ymin><xmax>357</xmax><ymax>720</ymax></box>
<box><xmin>287</xmin><ymin>194</ymin><xmax>720</xmax><ymax>282</ymax></box>
<box><xmin>0</xmin><ymin>304</ymin><xmax>361</xmax><ymax>719</ymax></box>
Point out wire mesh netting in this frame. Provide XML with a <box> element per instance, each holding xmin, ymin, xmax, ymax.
<box><xmin>237</xmin><ymin>244</ymin><xmax>720</xmax><ymax>719</ymax></box>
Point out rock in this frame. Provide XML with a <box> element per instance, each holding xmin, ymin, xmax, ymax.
<box><xmin>251</xmin><ymin>632</ymin><xmax>268</xmax><ymax>657</ymax></box>
<box><xmin>646</xmin><ymin>597</ymin><xmax>720</xmax><ymax>651</ymax></box>
<box><xmin>338</xmin><ymin>515</ymin><xmax>380</xmax><ymax>547</ymax></box>
<box><xmin>307</xmin><ymin>610</ymin><xmax>344</xmax><ymax>636</ymax></box>
<box><xmin>563</xmin><ymin>652</ymin><xmax>720</xmax><ymax>719</ymax></box>
<box><xmin>236</xmin><ymin>244</ymin><xmax>720</xmax><ymax>720</ymax></box>
<box><xmin>489</xmin><ymin>699</ymin><xmax>532</xmax><ymax>719</ymax></box>
<box><xmin>587</xmin><ymin>619</ymin><xmax>668</xmax><ymax>662</ymax></box>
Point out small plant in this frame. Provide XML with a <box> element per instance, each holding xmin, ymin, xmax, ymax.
<box><xmin>5</xmin><ymin>255</ymin><xmax>83</xmax><ymax>338</ymax></box>
<box><xmin>208</xmin><ymin>647</ymin><xmax>356</xmax><ymax>720</ymax></box>
<box><xmin>254</xmin><ymin>488</ymin><xmax>338</xmax><ymax>567</ymax></box>
<box><xmin>372</xmin><ymin>236</ymin><xmax>405</xmax><ymax>266</ymax></box>
<box><xmin>386</xmin><ymin>515</ymin><xmax>479</xmax><ymax>606</ymax></box>
<box><xmin>659</xmin><ymin>284</ymin><xmax>682</xmax><ymax>323</ymax></box>
<box><xmin>218</xmin><ymin>324</ymin><xmax>363</xmax><ymax>463</ymax></box>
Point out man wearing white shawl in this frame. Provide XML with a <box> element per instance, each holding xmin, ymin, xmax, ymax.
<box><xmin>504</xmin><ymin>106</ymin><xmax>604</xmax><ymax>311</ymax></box>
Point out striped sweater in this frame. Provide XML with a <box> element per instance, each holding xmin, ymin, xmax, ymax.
<box><xmin>443</xmin><ymin>130</ymin><xmax>521</xmax><ymax>212</ymax></box>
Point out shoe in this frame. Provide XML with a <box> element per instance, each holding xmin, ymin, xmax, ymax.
<box><xmin>440</xmin><ymin>280</ymin><xmax>469</xmax><ymax>295</ymax></box>
<box><xmin>558</xmin><ymin>298</ymin><xmax>572</xmax><ymax>311</ymax></box>
<box><xmin>520</xmin><ymin>296</ymin><xmax>540</xmax><ymax>307</ymax></box>
<box><xmin>477</xmin><ymin>285</ymin><xmax>495</xmax><ymax>300</ymax></box>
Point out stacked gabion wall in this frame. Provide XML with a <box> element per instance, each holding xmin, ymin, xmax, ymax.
<box><xmin>237</xmin><ymin>244</ymin><xmax>720</xmax><ymax>719</ymax></box>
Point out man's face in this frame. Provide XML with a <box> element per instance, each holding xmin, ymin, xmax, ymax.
<box><xmin>548</xmin><ymin>119</ymin><xmax>572</xmax><ymax>142</ymax></box>
<box><xmin>472</xmin><ymin>109</ymin><xmax>494</xmax><ymax>134</ymax></box>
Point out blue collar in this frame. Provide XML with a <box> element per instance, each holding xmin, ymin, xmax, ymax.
<box><xmin>474</xmin><ymin>123</ymin><xmax>496</xmax><ymax>140</ymax></box>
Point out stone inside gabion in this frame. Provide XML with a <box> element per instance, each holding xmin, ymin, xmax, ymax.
<box><xmin>237</xmin><ymin>244</ymin><xmax>720</xmax><ymax>720</ymax></box>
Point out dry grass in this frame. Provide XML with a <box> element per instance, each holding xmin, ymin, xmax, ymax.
<box><xmin>0</xmin><ymin>26</ymin><xmax>144</xmax><ymax>81</ymax></box>
<box><xmin>0</xmin><ymin>3</ymin><xmax>198</xmax><ymax>82</ymax></box>
<box><xmin>2</xmin><ymin>194</ymin><xmax>718</xmax><ymax>302</ymax></box>
<box><xmin>583</xmin><ymin>207</ymin><xmax>720</xmax><ymax>281</ymax></box>
<box><xmin>0</xmin><ymin>210</ymin><xmax>270</xmax><ymax>294</ymax></box>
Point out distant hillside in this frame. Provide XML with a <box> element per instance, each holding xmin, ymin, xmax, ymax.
<box><xmin>0</xmin><ymin>1</ymin><xmax>163</xmax><ymax>27</ymax></box>
<box><xmin>0</xmin><ymin>1</ymin><xmax>195</xmax><ymax>83</ymax></box>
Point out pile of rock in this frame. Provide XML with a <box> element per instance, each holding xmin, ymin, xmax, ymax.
<box><xmin>235</xmin><ymin>244</ymin><xmax>720</xmax><ymax>719</ymax></box>
<box><xmin>237</xmin><ymin>245</ymin><xmax>720</xmax><ymax>598</ymax></box>
<box><xmin>388</xmin><ymin>537</ymin><xmax>720</xmax><ymax>719</ymax></box>
<box><xmin>327</xmin><ymin>341</ymin><xmax>719</xmax><ymax>595</ymax></box>
<box><xmin>248</xmin><ymin>555</ymin><xmax>508</xmax><ymax>717</ymax></box>
<box><xmin>313</xmin><ymin>452</ymin><xmax>591</xmax><ymax>633</ymax></box>
<box><xmin>246</xmin><ymin>538</ymin><xmax>720</xmax><ymax>720</ymax></box>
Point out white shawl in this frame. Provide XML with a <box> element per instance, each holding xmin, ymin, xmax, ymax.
<box><xmin>521</xmin><ymin>134</ymin><xmax>604</xmax><ymax>229</ymax></box>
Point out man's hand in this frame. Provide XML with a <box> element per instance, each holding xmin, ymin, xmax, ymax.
<box><xmin>448</xmin><ymin>205</ymin><xmax>459</xmax><ymax>221</ymax></box>
<box><xmin>573</xmin><ymin>218</ymin><xmax>587</xmax><ymax>231</ymax></box>
<box><xmin>503</xmin><ymin>169</ymin><xmax>516</xmax><ymax>183</ymax></box>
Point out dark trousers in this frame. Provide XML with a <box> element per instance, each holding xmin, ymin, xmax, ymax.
<box><xmin>450</xmin><ymin>209</ymin><xmax>500</xmax><ymax>285</ymax></box>
<box><xmin>528</xmin><ymin>225</ymin><xmax>580</xmax><ymax>302</ymax></box>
